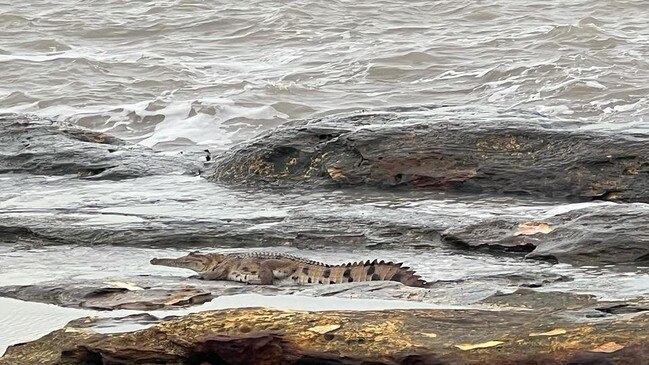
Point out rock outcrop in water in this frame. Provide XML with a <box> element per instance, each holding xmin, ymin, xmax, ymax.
<box><xmin>0</xmin><ymin>272</ymin><xmax>574</xmax><ymax>311</ymax></box>
<box><xmin>2</xmin><ymin>295</ymin><xmax>649</xmax><ymax>365</ymax></box>
<box><xmin>1</xmin><ymin>112</ymin><xmax>648</xmax><ymax>267</ymax></box>
<box><xmin>442</xmin><ymin>203</ymin><xmax>649</xmax><ymax>264</ymax></box>
<box><xmin>209</xmin><ymin>107</ymin><xmax>649</xmax><ymax>203</ymax></box>
<box><xmin>0</xmin><ymin>280</ymin><xmax>214</xmax><ymax>310</ymax></box>
<box><xmin>0</xmin><ymin>114</ymin><xmax>201</xmax><ymax>179</ymax></box>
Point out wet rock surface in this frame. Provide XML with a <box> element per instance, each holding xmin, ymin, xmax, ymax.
<box><xmin>0</xmin><ymin>277</ymin><xmax>291</xmax><ymax>310</ymax></box>
<box><xmin>2</xmin><ymin>302</ymin><xmax>649</xmax><ymax>365</ymax></box>
<box><xmin>1</xmin><ymin>111</ymin><xmax>648</xmax><ymax>363</ymax></box>
<box><xmin>443</xmin><ymin>203</ymin><xmax>649</xmax><ymax>264</ymax></box>
<box><xmin>209</xmin><ymin>107</ymin><xmax>649</xmax><ymax>202</ymax></box>
<box><xmin>0</xmin><ymin>272</ymin><xmax>577</xmax><ymax>311</ymax></box>
<box><xmin>0</xmin><ymin>203</ymin><xmax>443</xmax><ymax>249</ymax></box>
<box><xmin>0</xmin><ymin>279</ymin><xmax>214</xmax><ymax>310</ymax></box>
<box><xmin>0</xmin><ymin>114</ymin><xmax>201</xmax><ymax>179</ymax></box>
<box><xmin>1</xmin><ymin>112</ymin><xmax>647</xmax><ymax>265</ymax></box>
<box><xmin>2</xmin><ymin>186</ymin><xmax>646</xmax><ymax>265</ymax></box>
<box><xmin>67</xmin><ymin>313</ymin><xmax>166</xmax><ymax>330</ymax></box>
<box><xmin>478</xmin><ymin>288</ymin><xmax>599</xmax><ymax>312</ymax></box>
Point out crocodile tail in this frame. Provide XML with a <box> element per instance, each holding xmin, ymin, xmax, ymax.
<box><xmin>315</xmin><ymin>260</ymin><xmax>428</xmax><ymax>288</ymax></box>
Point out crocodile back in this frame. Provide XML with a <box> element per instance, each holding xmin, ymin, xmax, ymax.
<box><xmin>232</xmin><ymin>252</ymin><xmax>330</xmax><ymax>267</ymax></box>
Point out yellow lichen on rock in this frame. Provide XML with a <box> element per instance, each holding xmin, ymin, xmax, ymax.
<box><xmin>2</xmin><ymin>307</ymin><xmax>649</xmax><ymax>365</ymax></box>
<box><xmin>326</xmin><ymin>166</ymin><xmax>347</xmax><ymax>182</ymax></box>
<box><xmin>307</xmin><ymin>324</ymin><xmax>341</xmax><ymax>334</ymax></box>
<box><xmin>455</xmin><ymin>340</ymin><xmax>505</xmax><ymax>350</ymax></box>
<box><xmin>590</xmin><ymin>341</ymin><xmax>625</xmax><ymax>353</ymax></box>
<box><xmin>529</xmin><ymin>328</ymin><xmax>567</xmax><ymax>337</ymax></box>
<box><xmin>304</xmin><ymin>151</ymin><xmax>330</xmax><ymax>179</ymax></box>
<box><xmin>516</xmin><ymin>221</ymin><xmax>553</xmax><ymax>235</ymax></box>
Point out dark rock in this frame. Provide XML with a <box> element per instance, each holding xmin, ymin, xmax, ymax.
<box><xmin>67</xmin><ymin>313</ymin><xmax>164</xmax><ymax>330</ymax></box>
<box><xmin>209</xmin><ymin>107</ymin><xmax>649</xmax><ymax>202</ymax></box>
<box><xmin>0</xmin><ymin>177</ymin><xmax>447</xmax><ymax>247</ymax></box>
<box><xmin>0</xmin><ymin>278</ymin><xmax>439</xmax><ymax>308</ymax></box>
<box><xmin>0</xmin><ymin>271</ymin><xmax>596</xmax><ymax>313</ymax></box>
<box><xmin>442</xmin><ymin>218</ymin><xmax>540</xmax><ymax>253</ymax></box>
<box><xmin>1</xmin><ymin>176</ymin><xmax>645</xmax><ymax>267</ymax></box>
<box><xmin>58</xmin><ymin>331</ymin><xmax>442</xmax><ymax>365</ymax></box>
<box><xmin>595</xmin><ymin>303</ymin><xmax>649</xmax><ymax>315</ymax></box>
<box><xmin>442</xmin><ymin>203</ymin><xmax>649</xmax><ymax>265</ymax></box>
<box><xmin>524</xmin><ymin>203</ymin><xmax>649</xmax><ymax>264</ymax></box>
<box><xmin>0</xmin><ymin>212</ymin><xmax>442</xmax><ymax>248</ymax></box>
<box><xmin>0</xmin><ymin>280</ymin><xmax>213</xmax><ymax>310</ymax></box>
<box><xmin>0</xmin><ymin>114</ymin><xmax>201</xmax><ymax>179</ymax></box>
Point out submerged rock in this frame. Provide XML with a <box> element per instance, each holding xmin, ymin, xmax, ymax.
<box><xmin>0</xmin><ymin>114</ymin><xmax>201</xmax><ymax>179</ymax></box>
<box><xmin>2</xmin><ymin>301</ymin><xmax>649</xmax><ymax>365</ymax></box>
<box><xmin>209</xmin><ymin>107</ymin><xmax>649</xmax><ymax>202</ymax></box>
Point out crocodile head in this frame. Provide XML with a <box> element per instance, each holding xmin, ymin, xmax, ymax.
<box><xmin>150</xmin><ymin>251</ymin><xmax>223</xmax><ymax>273</ymax></box>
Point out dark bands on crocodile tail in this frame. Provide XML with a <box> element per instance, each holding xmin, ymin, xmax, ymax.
<box><xmin>337</xmin><ymin>260</ymin><xmax>428</xmax><ymax>287</ymax></box>
<box><xmin>384</xmin><ymin>263</ymin><xmax>428</xmax><ymax>288</ymax></box>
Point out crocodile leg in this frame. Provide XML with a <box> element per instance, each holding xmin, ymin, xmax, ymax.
<box><xmin>197</xmin><ymin>269</ymin><xmax>228</xmax><ymax>280</ymax></box>
<box><xmin>257</xmin><ymin>262</ymin><xmax>275</xmax><ymax>285</ymax></box>
<box><xmin>225</xmin><ymin>260</ymin><xmax>286</xmax><ymax>285</ymax></box>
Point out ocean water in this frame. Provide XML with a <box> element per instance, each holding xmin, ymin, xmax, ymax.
<box><xmin>1</xmin><ymin>0</ymin><xmax>648</xmax><ymax>150</ymax></box>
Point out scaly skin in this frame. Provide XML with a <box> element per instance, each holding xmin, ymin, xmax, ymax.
<box><xmin>150</xmin><ymin>251</ymin><xmax>429</xmax><ymax>288</ymax></box>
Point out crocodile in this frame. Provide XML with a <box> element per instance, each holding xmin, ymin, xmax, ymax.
<box><xmin>150</xmin><ymin>251</ymin><xmax>429</xmax><ymax>288</ymax></box>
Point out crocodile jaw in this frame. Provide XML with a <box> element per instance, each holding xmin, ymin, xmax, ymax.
<box><xmin>150</xmin><ymin>257</ymin><xmax>205</xmax><ymax>272</ymax></box>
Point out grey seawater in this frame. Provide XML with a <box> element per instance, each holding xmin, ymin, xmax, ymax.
<box><xmin>1</xmin><ymin>0</ymin><xmax>648</xmax><ymax>150</ymax></box>
<box><xmin>2</xmin><ymin>0</ymin><xmax>649</xmax><ymax>356</ymax></box>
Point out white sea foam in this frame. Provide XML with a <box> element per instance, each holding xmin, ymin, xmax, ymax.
<box><xmin>2</xmin><ymin>0</ymin><xmax>648</xmax><ymax>144</ymax></box>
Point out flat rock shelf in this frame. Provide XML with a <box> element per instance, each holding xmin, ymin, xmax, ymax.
<box><xmin>2</xmin><ymin>302</ymin><xmax>649</xmax><ymax>365</ymax></box>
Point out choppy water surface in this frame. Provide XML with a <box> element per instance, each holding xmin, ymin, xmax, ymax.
<box><xmin>1</xmin><ymin>0</ymin><xmax>648</xmax><ymax>150</ymax></box>
<box><xmin>2</xmin><ymin>0</ymin><xmax>649</xmax><ymax>356</ymax></box>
